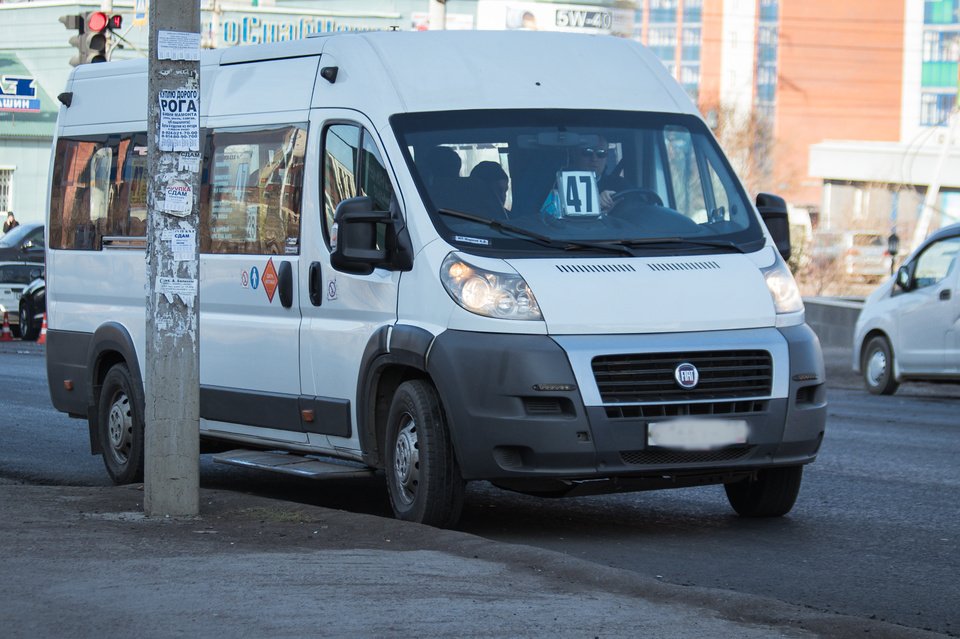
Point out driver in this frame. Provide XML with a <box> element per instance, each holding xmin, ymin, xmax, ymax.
<box><xmin>571</xmin><ymin>136</ymin><xmax>626</xmax><ymax>211</ymax></box>
<box><xmin>541</xmin><ymin>135</ymin><xmax>627</xmax><ymax>218</ymax></box>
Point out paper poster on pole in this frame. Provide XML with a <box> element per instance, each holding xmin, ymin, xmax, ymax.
<box><xmin>178</xmin><ymin>151</ymin><xmax>201</xmax><ymax>173</ymax></box>
<box><xmin>159</xmin><ymin>89</ymin><xmax>199</xmax><ymax>151</ymax></box>
<box><xmin>157</xmin><ymin>276</ymin><xmax>198</xmax><ymax>299</ymax></box>
<box><xmin>158</xmin><ymin>30</ymin><xmax>201</xmax><ymax>61</ymax></box>
<box><xmin>162</xmin><ymin>229</ymin><xmax>196</xmax><ymax>262</ymax></box>
<box><xmin>163</xmin><ymin>183</ymin><xmax>193</xmax><ymax>215</ymax></box>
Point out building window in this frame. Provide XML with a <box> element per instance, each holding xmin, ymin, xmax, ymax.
<box><xmin>649</xmin><ymin>0</ymin><xmax>678</xmax><ymax>23</ymax></box>
<box><xmin>0</xmin><ymin>169</ymin><xmax>11</xmax><ymax>212</ymax></box>
<box><xmin>648</xmin><ymin>25</ymin><xmax>677</xmax><ymax>65</ymax></box>
<box><xmin>683</xmin><ymin>0</ymin><xmax>702</xmax><ymax>23</ymax></box>
<box><xmin>921</xmin><ymin>92</ymin><xmax>958</xmax><ymax>126</ymax></box>
<box><xmin>756</xmin><ymin>6</ymin><xmax>779</xmax><ymax>122</ymax></box>
<box><xmin>648</xmin><ymin>26</ymin><xmax>677</xmax><ymax>47</ymax></box>
<box><xmin>923</xmin><ymin>30</ymin><xmax>960</xmax><ymax>61</ymax></box>
<box><xmin>760</xmin><ymin>0</ymin><xmax>779</xmax><ymax>22</ymax></box>
<box><xmin>924</xmin><ymin>0</ymin><xmax>959</xmax><ymax>24</ymax></box>
<box><xmin>680</xmin><ymin>64</ymin><xmax>701</xmax><ymax>85</ymax></box>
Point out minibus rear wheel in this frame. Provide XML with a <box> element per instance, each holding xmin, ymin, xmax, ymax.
<box><xmin>97</xmin><ymin>363</ymin><xmax>145</xmax><ymax>484</ymax></box>
<box><xmin>724</xmin><ymin>465</ymin><xmax>803</xmax><ymax>517</ymax></box>
<box><xmin>385</xmin><ymin>380</ymin><xmax>464</xmax><ymax>528</ymax></box>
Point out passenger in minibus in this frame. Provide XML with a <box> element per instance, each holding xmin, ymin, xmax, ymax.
<box><xmin>469</xmin><ymin>161</ymin><xmax>510</xmax><ymax>217</ymax></box>
<box><xmin>418</xmin><ymin>146</ymin><xmax>462</xmax><ymax>186</ymax></box>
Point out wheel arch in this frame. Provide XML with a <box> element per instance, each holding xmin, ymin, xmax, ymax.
<box><xmin>85</xmin><ymin>322</ymin><xmax>143</xmax><ymax>455</ymax></box>
<box><xmin>357</xmin><ymin>324</ymin><xmax>436</xmax><ymax>469</ymax></box>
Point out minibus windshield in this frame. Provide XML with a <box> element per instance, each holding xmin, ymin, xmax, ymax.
<box><xmin>392</xmin><ymin>109</ymin><xmax>765</xmax><ymax>256</ymax></box>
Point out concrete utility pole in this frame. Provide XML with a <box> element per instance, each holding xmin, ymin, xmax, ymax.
<box><xmin>145</xmin><ymin>0</ymin><xmax>202</xmax><ymax>517</ymax></box>
<box><xmin>910</xmin><ymin>109</ymin><xmax>959</xmax><ymax>253</ymax></box>
<box><xmin>429</xmin><ymin>0</ymin><xmax>447</xmax><ymax>30</ymax></box>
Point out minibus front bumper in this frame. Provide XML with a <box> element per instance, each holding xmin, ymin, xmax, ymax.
<box><xmin>425</xmin><ymin>326</ymin><xmax>826</xmax><ymax>487</ymax></box>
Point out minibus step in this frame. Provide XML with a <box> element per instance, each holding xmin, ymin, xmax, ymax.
<box><xmin>212</xmin><ymin>449</ymin><xmax>375</xmax><ymax>479</ymax></box>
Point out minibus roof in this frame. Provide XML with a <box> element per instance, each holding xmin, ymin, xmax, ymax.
<box><xmin>60</xmin><ymin>31</ymin><xmax>699</xmax><ymax>131</ymax></box>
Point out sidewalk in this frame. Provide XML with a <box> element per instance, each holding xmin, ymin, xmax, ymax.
<box><xmin>0</xmin><ymin>479</ymin><xmax>942</xmax><ymax>638</ymax></box>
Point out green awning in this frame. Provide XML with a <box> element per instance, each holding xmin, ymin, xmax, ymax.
<box><xmin>0</xmin><ymin>52</ymin><xmax>58</xmax><ymax>139</ymax></box>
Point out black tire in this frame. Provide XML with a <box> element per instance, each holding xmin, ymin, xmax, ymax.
<box><xmin>725</xmin><ymin>465</ymin><xmax>803</xmax><ymax>517</ymax></box>
<box><xmin>18</xmin><ymin>301</ymin><xmax>36</xmax><ymax>341</ymax></box>
<box><xmin>385</xmin><ymin>380</ymin><xmax>464</xmax><ymax>528</ymax></box>
<box><xmin>861</xmin><ymin>335</ymin><xmax>899</xmax><ymax>395</ymax></box>
<box><xmin>97</xmin><ymin>363</ymin><xmax>145</xmax><ymax>484</ymax></box>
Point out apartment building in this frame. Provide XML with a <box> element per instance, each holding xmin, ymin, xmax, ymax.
<box><xmin>637</xmin><ymin>0</ymin><xmax>959</xmax><ymax>242</ymax></box>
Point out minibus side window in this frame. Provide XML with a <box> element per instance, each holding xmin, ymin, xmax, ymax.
<box><xmin>204</xmin><ymin>125</ymin><xmax>307</xmax><ymax>255</ymax></box>
<box><xmin>321</xmin><ymin>124</ymin><xmax>395</xmax><ymax>250</ymax></box>
<box><xmin>49</xmin><ymin>137</ymin><xmax>109</xmax><ymax>250</ymax></box>
<box><xmin>89</xmin><ymin>147</ymin><xmax>113</xmax><ymax>239</ymax></box>
<box><xmin>322</xmin><ymin>124</ymin><xmax>360</xmax><ymax>247</ymax></box>
<box><xmin>121</xmin><ymin>138</ymin><xmax>149</xmax><ymax>237</ymax></box>
<box><xmin>359</xmin><ymin>132</ymin><xmax>394</xmax><ymax>212</ymax></box>
<box><xmin>50</xmin><ymin>134</ymin><xmax>149</xmax><ymax>249</ymax></box>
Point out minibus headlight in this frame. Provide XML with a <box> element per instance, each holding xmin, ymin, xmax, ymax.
<box><xmin>441</xmin><ymin>253</ymin><xmax>542</xmax><ymax>321</ymax></box>
<box><xmin>761</xmin><ymin>254</ymin><xmax>804</xmax><ymax>314</ymax></box>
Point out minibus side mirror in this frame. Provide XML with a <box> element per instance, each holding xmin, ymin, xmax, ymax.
<box><xmin>330</xmin><ymin>197</ymin><xmax>395</xmax><ymax>275</ymax></box>
<box><xmin>756</xmin><ymin>192</ymin><xmax>791</xmax><ymax>262</ymax></box>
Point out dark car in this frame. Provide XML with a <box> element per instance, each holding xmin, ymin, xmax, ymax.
<box><xmin>0</xmin><ymin>222</ymin><xmax>45</xmax><ymax>263</ymax></box>
<box><xmin>18</xmin><ymin>276</ymin><xmax>45</xmax><ymax>341</ymax></box>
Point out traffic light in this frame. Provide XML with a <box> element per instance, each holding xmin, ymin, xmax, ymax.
<box><xmin>60</xmin><ymin>11</ymin><xmax>123</xmax><ymax>66</ymax></box>
<box><xmin>59</xmin><ymin>14</ymin><xmax>85</xmax><ymax>67</ymax></box>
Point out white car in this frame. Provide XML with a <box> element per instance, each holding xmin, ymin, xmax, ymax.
<box><xmin>853</xmin><ymin>223</ymin><xmax>960</xmax><ymax>394</ymax></box>
<box><xmin>0</xmin><ymin>262</ymin><xmax>44</xmax><ymax>337</ymax></box>
<box><xmin>812</xmin><ymin>230</ymin><xmax>891</xmax><ymax>282</ymax></box>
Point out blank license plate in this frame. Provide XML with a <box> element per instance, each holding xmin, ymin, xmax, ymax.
<box><xmin>648</xmin><ymin>419</ymin><xmax>748</xmax><ymax>451</ymax></box>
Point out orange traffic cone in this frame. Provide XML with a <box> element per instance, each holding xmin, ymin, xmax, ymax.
<box><xmin>0</xmin><ymin>312</ymin><xmax>12</xmax><ymax>342</ymax></box>
<box><xmin>37</xmin><ymin>313</ymin><xmax>48</xmax><ymax>345</ymax></box>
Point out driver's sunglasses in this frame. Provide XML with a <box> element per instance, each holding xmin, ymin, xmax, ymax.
<box><xmin>580</xmin><ymin>147</ymin><xmax>609</xmax><ymax>159</ymax></box>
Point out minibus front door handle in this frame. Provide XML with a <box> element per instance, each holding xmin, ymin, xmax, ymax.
<box><xmin>278</xmin><ymin>260</ymin><xmax>293</xmax><ymax>309</ymax></box>
<box><xmin>940</xmin><ymin>289</ymin><xmax>951</xmax><ymax>301</ymax></box>
<box><xmin>309</xmin><ymin>262</ymin><xmax>323</xmax><ymax>306</ymax></box>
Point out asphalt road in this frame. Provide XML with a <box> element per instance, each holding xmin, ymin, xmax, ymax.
<box><xmin>2</xmin><ymin>341</ymin><xmax>958</xmax><ymax>637</ymax></box>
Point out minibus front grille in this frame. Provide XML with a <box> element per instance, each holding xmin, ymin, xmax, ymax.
<box><xmin>620</xmin><ymin>446</ymin><xmax>754</xmax><ymax>466</ymax></box>
<box><xmin>592</xmin><ymin>350</ymin><xmax>772</xmax><ymax>404</ymax></box>
<box><xmin>604</xmin><ymin>400</ymin><xmax>767</xmax><ymax>420</ymax></box>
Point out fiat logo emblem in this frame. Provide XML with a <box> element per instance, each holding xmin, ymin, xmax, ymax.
<box><xmin>674</xmin><ymin>362</ymin><xmax>699</xmax><ymax>389</ymax></box>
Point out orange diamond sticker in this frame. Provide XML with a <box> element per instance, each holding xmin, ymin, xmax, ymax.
<box><xmin>262</xmin><ymin>258</ymin><xmax>278</xmax><ymax>303</ymax></box>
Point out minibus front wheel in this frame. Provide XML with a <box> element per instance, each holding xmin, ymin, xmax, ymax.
<box><xmin>385</xmin><ymin>380</ymin><xmax>464</xmax><ymax>528</ymax></box>
<box><xmin>724</xmin><ymin>465</ymin><xmax>803</xmax><ymax>517</ymax></box>
<box><xmin>97</xmin><ymin>363</ymin><xmax>145</xmax><ymax>484</ymax></box>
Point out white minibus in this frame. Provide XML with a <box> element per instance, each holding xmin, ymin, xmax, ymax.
<box><xmin>46</xmin><ymin>31</ymin><xmax>826</xmax><ymax>527</ymax></box>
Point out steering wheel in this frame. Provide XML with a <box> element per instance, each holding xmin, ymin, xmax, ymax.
<box><xmin>610</xmin><ymin>188</ymin><xmax>664</xmax><ymax>208</ymax></box>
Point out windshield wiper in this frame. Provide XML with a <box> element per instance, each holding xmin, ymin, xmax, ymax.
<box><xmin>616</xmin><ymin>237</ymin><xmax>745</xmax><ymax>253</ymax></box>
<box><xmin>437</xmin><ymin>208</ymin><xmax>635</xmax><ymax>256</ymax></box>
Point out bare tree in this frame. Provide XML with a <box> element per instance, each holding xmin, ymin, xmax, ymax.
<box><xmin>703</xmin><ymin>103</ymin><xmax>774</xmax><ymax>196</ymax></box>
